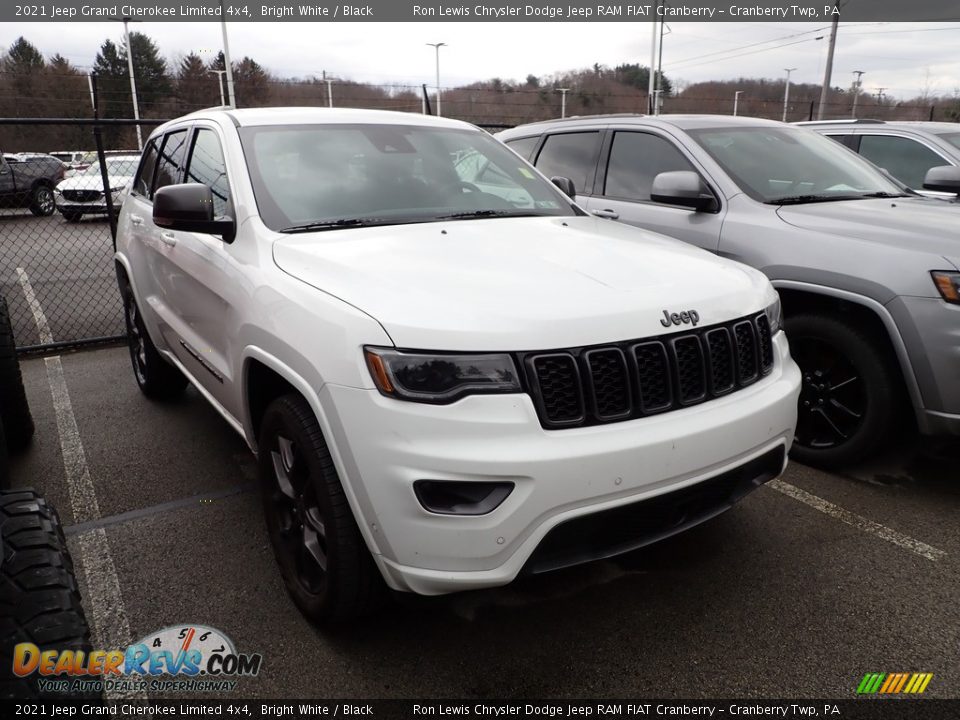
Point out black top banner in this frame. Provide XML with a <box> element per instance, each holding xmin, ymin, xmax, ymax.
<box><xmin>5</xmin><ymin>0</ymin><xmax>960</xmax><ymax>23</ymax></box>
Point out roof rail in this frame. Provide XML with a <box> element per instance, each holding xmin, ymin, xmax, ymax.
<box><xmin>795</xmin><ymin>118</ymin><xmax>886</xmax><ymax>125</ymax></box>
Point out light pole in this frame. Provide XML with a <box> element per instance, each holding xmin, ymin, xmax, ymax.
<box><xmin>209</xmin><ymin>69</ymin><xmax>227</xmax><ymax>106</ymax></box>
<box><xmin>110</xmin><ymin>16</ymin><xmax>142</xmax><ymax>149</ymax></box>
<box><xmin>325</xmin><ymin>78</ymin><xmax>333</xmax><ymax>108</ymax></box>
<box><xmin>782</xmin><ymin>68</ymin><xmax>797</xmax><ymax>122</ymax></box>
<box><xmin>733</xmin><ymin>90</ymin><xmax>744</xmax><ymax>116</ymax></box>
<box><xmin>556</xmin><ymin>88</ymin><xmax>570</xmax><ymax>118</ymax></box>
<box><xmin>426</xmin><ymin>42</ymin><xmax>446</xmax><ymax>116</ymax></box>
<box><xmin>219</xmin><ymin>0</ymin><xmax>236</xmax><ymax>108</ymax></box>
<box><xmin>851</xmin><ymin>70</ymin><xmax>865</xmax><ymax>118</ymax></box>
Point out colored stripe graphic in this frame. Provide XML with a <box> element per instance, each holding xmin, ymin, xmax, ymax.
<box><xmin>858</xmin><ymin>673</ymin><xmax>932</xmax><ymax>694</ymax></box>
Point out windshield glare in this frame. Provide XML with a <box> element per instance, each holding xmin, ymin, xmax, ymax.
<box><xmin>239</xmin><ymin>123</ymin><xmax>574</xmax><ymax>231</ymax></box>
<box><xmin>687</xmin><ymin>126</ymin><xmax>904</xmax><ymax>203</ymax></box>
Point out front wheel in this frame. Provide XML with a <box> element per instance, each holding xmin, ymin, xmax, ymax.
<box><xmin>258</xmin><ymin>394</ymin><xmax>385</xmax><ymax>624</ymax></box>
<box><xmin>121</xmin><ymin>284</ymin><xmax>187</xmax><ymax>400</ymax></box>
<box><xmin>28</xmin><ymin>185</ymin><xmax>55</xmax><ymax>217</ymax></box>
<box><xmin>787</xmin><ymin>314</ymin><xmax>899</xmax><ymax>469</ymax></box>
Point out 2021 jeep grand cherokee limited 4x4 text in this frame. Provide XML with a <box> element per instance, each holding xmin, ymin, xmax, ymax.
<box><xmin>115</xmin><ymin>108</ymin><xmax>800</xmax><ymax>622</ymax></box>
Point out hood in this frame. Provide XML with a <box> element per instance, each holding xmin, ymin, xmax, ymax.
<box><xmin>56</xmin><ymin>174</ymin><xmax>133</xmax><ymax>192</ymax></box>
<box><xmin>776</xmin><ymin>196</ymin><xmax>960</xmax><ymax>257</ymax></box>
<box><xmin>272</xmin><ymin>216</ymin><xmax>774</xmax><ymax>351</ymax></box>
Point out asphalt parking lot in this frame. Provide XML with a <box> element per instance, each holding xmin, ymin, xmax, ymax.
<box><xmin>8</xmin><ymin>337</ymin><xmax>960</xmax><ymax>700</ymax></box>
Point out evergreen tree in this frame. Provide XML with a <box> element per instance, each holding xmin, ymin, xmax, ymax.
<box><xmin>177</xmin><ymin>52</ymin><xmax>214</xmax><ymax>111</ymax></box>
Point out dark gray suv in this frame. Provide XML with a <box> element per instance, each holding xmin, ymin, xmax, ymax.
<box><xmin>498</xmin><ymin>115</ymin><xmax>960</xmax><ymax>468</ymax></box>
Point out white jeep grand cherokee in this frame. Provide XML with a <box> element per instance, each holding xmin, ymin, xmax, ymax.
<box><xmin>115</xmin><ymin>108</ymin><xmax>800</xmax><ymax>622</ymax></box>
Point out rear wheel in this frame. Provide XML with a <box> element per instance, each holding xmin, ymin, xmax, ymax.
<box><xmin>0</xmin><ymin>294</ymin><xmax>34</xmax><ymax>454</ymax></box>
<box><xmin>787</xmin><ymin>313</ymin><xmax>898</xmax><ymax>469</ymax></box>
<box><xmin>28</xmin><ymin>185</ymin><xmax>55</xmax><ymax>217</ymax></box>
<box><xmin>258</xmin><ymin>394</ymin><xmax>385</xmax><ymax>623</ymax></box>
<box><xmin>121</xmin><ymin>282</ymin><xmax>187</xmax><ymax>400</ymax></box>
<box><xmin>0</xmin><ymin>490</ymin><xmax>97</xmax><ymax>699</ymax></box>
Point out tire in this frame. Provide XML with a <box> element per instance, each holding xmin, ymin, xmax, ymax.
<box><xmin>28</xmin><ymin>185</ymin><xmax>55</xmax><ymax>217</ymax></box>
<box><xmin>61</xmin><ymin>212</ymin><xmax>82</xmax><ymax>223</ymax></box>
<box><xmin>0</xmin><ymin>294</ymin><xmax>34</xmax><ymax>454</ymax></box>
<box><xmin>0</xmin><ymin>490</ymin><xmax>97</xmax><ymax>699</ymax></box>
<box><xmin>258</xmin><ymin>394</ymin><xmax>385</xmax><ymax>623</ymax></box>
<box><xmin>787</xmin><ymin>313</ymin><xmax>899</xmax><ymax>469</ymax></box>
<box><xmin>0</xmin><ymin>420</ymin><xmax>9</xmax><ymax>491</ymax></box>
<box><xmin>121</xmin><ymin>281</ymin><xmax>187</xmax><ymax>400</ymax></box>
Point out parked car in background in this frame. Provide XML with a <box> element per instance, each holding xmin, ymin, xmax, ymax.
<box><xmin>116</xmin><ymin>107</ymin><xmax>800</xmax><ymax>622</ymax></box>
<box><xmin>798</xmin><ymin>120</ymin><xmax>960</xmax><ymax>198</ymax></box>
<box><xmin>49</xmin><ymin>150</ymin><xmax>97</xmax><ymax>178</ymax></box>
<box><xmin>498</xmin><ymin>115</ymin><xmax>960</xmax><ymax>468</ymax></box>
<box><xmin>54</xmin><ymin>154</ymin><xmax>139</xmax><ymax>222</ymax></box>
<box><xmin>0</xmin><ymin>152</ymin><xmax>65</xmax><ymax>216</ymax></box>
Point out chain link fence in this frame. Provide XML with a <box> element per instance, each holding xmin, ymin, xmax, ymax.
<box><xmin>0</xmin><ymin>118</ymin><xmax>165</xmax><ymax>354</ymax></box>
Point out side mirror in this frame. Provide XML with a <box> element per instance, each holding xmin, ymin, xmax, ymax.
<box><xmin>651</xmin><ymin>171</ymin><xmax>717</xmax><ymax>211</ymax></box>
<box><xmin>153</xmin><ymin>184</ymin><xmax>235</xmax><ymax>242</ymax></box>
<box><xmin>550</xmin><ymin>176</ymin><xmax>576</xmax><ymax>199</ymax></box>
<box><xmin>922</xmin><ymin>165</ymin><xmax>960</xmax><ymax>195</ymax></box>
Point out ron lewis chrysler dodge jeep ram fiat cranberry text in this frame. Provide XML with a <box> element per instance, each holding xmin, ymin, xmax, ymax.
<box><xmin>115</xmin><ymin>108</ymin><xmax>801</xmax><ymax>622</ymax></box>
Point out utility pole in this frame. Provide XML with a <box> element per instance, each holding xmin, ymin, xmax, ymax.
<box><xmin>851</xmin><ymin>70</ymin><xmax>864</xmax><ymax>118</ymax></box>
<box><xmin>816</xmin><ymin>2</ymin><xmax>840</xmax><ymax>120</ymax></box>
<box><xmin>220</xmin><ymin>0</ymin><xmax>237</xmax><ymax>108</ymax></box>
<box><xmin>426</xmin><ymin>42</ymin><xmax>446</xmax><ymax>117</ymax></box>
<box><xmin>557</xmin><ymin>88</ymin><xmax>570</xmax><ymax>118</ymax></box>
<box><xmin>109</xmin><ymin>16</ymin><xmax>142</xmax><ymax>149</ymax></box>
<box><xmin>875</xmin><ymin>87</ymin><xmax>887</xmax><ymax>104</ymax></box>
<box><xmin>733</xmin><ymin>90</ymin><xmax>744</xmax><ymax>116</ymax></box>
<box><xmin>655</xmin><ymin>2</ymin><xmax>667</xmax><ymax>116</ymax></box>
<box><xmin>647</xmin><ymin>15</ymin><xmax>657</xmax><ymax>114</ymax></box>
<box><xmin>322</xmin><ymin>70</ymin><xmax>333</xmax><ymax>108</ymax></box>
<box><xmin>209</xmin><ymin>69</ymin><xmax>227</xmax><ymax>106</ymax></box>
<box><xmin>782</xmin><ymin>68</ymin><xmax>797</xmax><ymax>122</ymax></box>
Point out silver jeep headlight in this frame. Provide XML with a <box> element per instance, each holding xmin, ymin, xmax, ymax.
<box><xmin>364</xmin><ymin>347</ymin><xmax>521</xmax><ymax>404</ymax></box>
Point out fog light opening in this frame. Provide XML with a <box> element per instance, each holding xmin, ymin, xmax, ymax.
<box><xmin>414</xmin><ymin>480</ymin><xmax>514</xmax><ymax>515</ymax></box>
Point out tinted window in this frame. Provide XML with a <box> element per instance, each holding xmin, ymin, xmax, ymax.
<box><xmin>133</xmin><ymin>140</ymin><xmax>159</xmax><ymax>197</ymax></box>
<box><xmin>534</xmin><ymin>132</ymin><xmax>601</xmax><ymax>195</ymax></box>
<box><xmin>604</xmin><ymin>132</ymin><xmax>697</xmax><ymax>202</ymax></box>
<box><xmin>153</xmin><ymin>129</ymin><xmax>189</xmax><ymax>194</ymax></box>
<box><xmin>504</xmin><ymin>136</ymin><xmax>539</xmax><ymax>160</ymax></box>
<box><xmin>185</xmin><ymin>128</ymin><xmax>231</xmax><ymax>217</ymax></box>
<box><xmin>858</xmin><ymin>135</ymin><xmax>948</xmax><ymax>189</ymax></box>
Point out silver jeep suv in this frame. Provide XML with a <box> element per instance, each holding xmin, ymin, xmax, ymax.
<box><xmin>498</xmin><ymin>115</ymin><xmax>960</xmax><ymax>468</ymax></box>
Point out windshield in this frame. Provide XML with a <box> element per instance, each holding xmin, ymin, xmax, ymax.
<box><xmin>239</xmin><ymin>123</ymin><xmax>575</xmax><ymax>231</ymax></box>
<box><xmin>83</xmin><ymin>159</ymin><xmax>139</xmax><ymax>177</ymax></box>
<box><xmin>687</xmin><ymin>126</ymin><xmax>905</xmax><ymax>203</ymax></box>
<box><xmin>935</xmin><ymin>132</ymin><xmax>960</xmax><ymax>151</ymax></box>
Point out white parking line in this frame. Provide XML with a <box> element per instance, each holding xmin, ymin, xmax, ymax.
<box><xmin>769</xmin><ymin>479</ymin><xmax>947</xmax><ymax>562</ymax></box>
<box><xmin>17</xmin><ymin>268</ymin><xmax>143</xmax><ymax>702</ymax></box>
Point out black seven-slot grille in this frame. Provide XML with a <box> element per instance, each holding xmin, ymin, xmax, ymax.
<box><xmin>522</xmin><ymin>313</ymin><xmax>775</xmax><ymax>429</ymax></box>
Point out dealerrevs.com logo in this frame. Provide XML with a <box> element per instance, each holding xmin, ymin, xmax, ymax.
<box><xmin>13</xmin><ymin>624</ymin><xmax>262</xmax><ymax>694</ymax></box>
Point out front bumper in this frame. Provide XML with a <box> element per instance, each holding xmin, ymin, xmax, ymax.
<box><xmin>55</xmin><ymin>200</ymin><xmax>119</xmax><ymax>214</ymax></box>
<box><xmin>324</xmin><ymin>332</ymin><xmax>801</xmax><ymax>595</ymax></box>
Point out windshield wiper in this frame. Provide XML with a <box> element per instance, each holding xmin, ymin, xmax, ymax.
<box><xmin>279</xmin><ymin>218</ymin><xmax>390</xmax><ymax>233</ymax></box>
<box><xmin>765</xmin><ymin>194</ymin><xmax>867</xmax><ymax>205</ymax></box>
<box><xmin>435</xmin><ymin>209</ymin><xmax>548</xmax><ymax>220</ymax></box>
<box><xmin>856</xmin><ymin>191</ymin><xmax>911</xmax><ymax>199</ymax></box>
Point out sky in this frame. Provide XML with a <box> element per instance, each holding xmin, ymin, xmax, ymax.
<box><xmin>3</xmin><ymin>21</ymin><xmax>959</xmax><ymax>100</ymax></box>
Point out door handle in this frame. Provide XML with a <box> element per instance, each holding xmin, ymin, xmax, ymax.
<box><xmin>592</xmin><ymin>209</ymin><xmax>620</xmax><ymax>220</ymax></box>
<box><xmin>160</xmin><ymin>231</ymin><xmax>177</xmax><ymax>247</ymax></box>
<box><xmin>130</xmin><ymin>214</ymin><xmax>143</xmax><ymax>226</ymax></box>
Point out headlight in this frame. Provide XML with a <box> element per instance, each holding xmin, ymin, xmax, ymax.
<box><xmin>364</xmin><ymin>347</ymin><xmax>521</xmax><ymax>404</ymax></box>
<box><xmin>931</xmin><ymin>271</ymin><xmax>960</xmax><ymax>304</ymax></box>
<box><xmin>764</xmin><ymin>295</ymin><xmax>783</xmax><ymax>334</ymax></box>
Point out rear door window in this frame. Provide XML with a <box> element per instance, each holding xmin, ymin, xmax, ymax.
<box><xmin>132</xmin><ymin>139</ymin><xmax>159</xmax><ymax>198</ymax></box>
<box><xmin>503</xmin><ymin>136</ymin><xmax>540</xmax><ymax>161</ymax></box>
<box><xmin>533</xmin><ymin>132</ymin><xmax>602</xmax><ymax>195</ymax></box>
<box><xmin>152</xmin><ymin>129</ymin><xmax>189</xmax><ymax>194</ymax></box>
